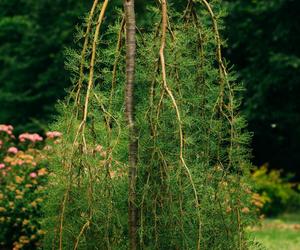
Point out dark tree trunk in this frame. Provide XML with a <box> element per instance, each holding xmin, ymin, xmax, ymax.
<box><xmin>124</xmin><ymin>0</ymin><xmax>138</xmax><ymax>249</ymax></box>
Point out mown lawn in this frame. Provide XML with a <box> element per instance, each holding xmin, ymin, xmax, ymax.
<box><xmin>250</xmin><ymin>213</ymin><xmax>300</xmax><ymax>250</ymax></box>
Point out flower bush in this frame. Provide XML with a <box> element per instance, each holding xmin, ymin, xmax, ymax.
<box><xmin>0</xmin><ymin>125</ymin><xmax>60</xmax><ymax>249</ymax></box>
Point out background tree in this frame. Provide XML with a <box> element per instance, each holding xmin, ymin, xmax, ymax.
<box><xmin>0</xmin><ymin>0</ymin><xmax>91</xmax><ymax>132</ymax></box>
<box><xmin>225</xmin><ymin>0</ymin><xmax>300</xmax><ymax>177</ymax></box>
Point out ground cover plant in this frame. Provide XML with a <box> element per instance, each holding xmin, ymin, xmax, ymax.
<box><xmin>42</xmin><ymin>0</ymin><xmax>259</xmax><ymax>249</ymax></box>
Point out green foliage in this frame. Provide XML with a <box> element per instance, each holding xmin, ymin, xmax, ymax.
<box><xmin>43</xmin><ymin>1</ymin><xmax>257</xmax><ymax>249</ymax></box>
<box><xmin>252</xmin><ymin>164</ymin><xmax>300</xmax><ymax>216</ymax></box>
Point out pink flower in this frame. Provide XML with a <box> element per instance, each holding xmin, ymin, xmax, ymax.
<box><xmin>19</xmin><ymin>133</ymin><xmax>43</xmax><ymax>143</ymax></box>
<box><xmin>0</xmin><ymin>124</ymin><xmax>14</xmax><ymax>135</ymax></box>
<box><xmin>7</xmin><ymin>147</ymin><xmax>18</xmax><ymax>154</ymax></box>
<box><xmin>46</xmin><ymin>131</ymin><xmax>62</xmax><ymax>139</ymax></box>
<box><xmin>0</xmin><ymin>163</ymin><xmax>5</xmax><ymax>169</ymax></box>
<box><xmin>29</xmin><ymin>172</ymin><xmax>37</xmax><ymax>178</ymax></box>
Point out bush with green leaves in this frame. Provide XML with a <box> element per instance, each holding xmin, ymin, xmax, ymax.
<box><xmin>43</xmin><ymin>1</ymin><xmax>258</xmax><ymax>249</ymax></box>
<box><xmin>252</xmin><ymin>164</ymin><xmax>300</xmax><ymax>216</ymax></box>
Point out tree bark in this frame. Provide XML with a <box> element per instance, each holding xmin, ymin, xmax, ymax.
<box><xmin>124</xmin><ymin>0</ymin><xmax>138</xmax><ymax>249</ymax></box>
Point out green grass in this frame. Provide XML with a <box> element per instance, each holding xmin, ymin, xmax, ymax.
<box><xmin>250</xmin><ymin>213</ymin><xmax>300</xmax><ymax>250</ymax></box>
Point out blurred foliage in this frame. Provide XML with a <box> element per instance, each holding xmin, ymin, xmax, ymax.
<box><xmin>252</xmin><ymin>164</ymin><xmax>300</xmax><ymax>216</ymax></box>
<box><xmin>225</xmin><ymin>0</ymin><xmax>300</xmax><ymax>176</ymax></box>
<box><xmin>0</xmin><ymin>0</ymin><xmax>92</xmax><ymax>132</ymax></box>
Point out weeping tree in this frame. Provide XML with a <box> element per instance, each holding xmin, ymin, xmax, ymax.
<box><xmin>43</xmin><ymin>0</ymin><xmax>259</xmax><ymax>249</ymax></box>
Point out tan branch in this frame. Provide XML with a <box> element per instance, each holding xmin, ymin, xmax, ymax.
<box><xmin>159</xmin><ymin>1</ymin><xmax>202</xmax><ymax>249</ymax></box>
<box><xmin>73</xmin><ymin>0</ymin><xmax>100</xmax><ymax>107</ymax></box>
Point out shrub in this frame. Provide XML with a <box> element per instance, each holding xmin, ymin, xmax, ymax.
<box><xmin>252</xmin><ymin>164</ymin><xmax>300</xmax><ymax>216</ymax></box>
<box><xmin>0</xmin><ymin>125</ymin><xmax>57</xmax><ymax>249</ymax></box>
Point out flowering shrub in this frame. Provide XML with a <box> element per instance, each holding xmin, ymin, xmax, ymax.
<box><xmin>0</xmin><ymin>125</ymin><xmax>61</xmax><ymax>249</ymax></box>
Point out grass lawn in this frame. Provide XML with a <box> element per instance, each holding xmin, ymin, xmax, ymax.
<box><xmin>250</xmin><ymin>213</ymin><xmax>300</xmax><ymax>250</ymax></box>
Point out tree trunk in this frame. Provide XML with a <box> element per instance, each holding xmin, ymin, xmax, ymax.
<box><xmin>124</xmin><ymin>0</ymin><xmax>138</xmax><ymax>249</ymax></box>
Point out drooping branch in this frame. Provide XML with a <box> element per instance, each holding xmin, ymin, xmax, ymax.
<box><xmin>81</xmin><ymin>0</ymin><xmax>109</xmax><ymax>147</ymax></box>
<box><xmin>192</xmin><ymin>1</ymin><xmax>243</xmax><ymax>245</ymax></box>
<box><xmin>67</xmin><ymin>0</ymin><xmax>99</xmax><ymax>132</ymax></box>
<box><xmin>58</xmin><ymin>2</ymin><xmax>109</xmax><ymax>249</ymax></box>
<box><xmin>73</xmin><ymin>0</ymin><xmax>109</xmax><ymax>151</ymax></box>
<box><xmin>159</xmin><ymin>1</ymin><xmax>202</xmax><ymax>249</ymax></box>
<box><xmin>197</xmin><ymin>0</ymin><xmax>227</xmax><ymax>78</ymax></box>
<box><xmin>73</xmin><ymin>0</ymin><xmax>99</xmax><ymax>108</ymax></box>
<box><xmin>109</xmin><ymin>17</ymin><xmax>125</xmax><ymax>115</ymax></box>
<box><xmin>193</xmin><ymin>0</ymin><xmax>235</xmax><ymax>168</ymax></box>
<box><xmin>124</xmin><ymin>0</ymin><xmax>138</xmax><ymax>249</ymax></box>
